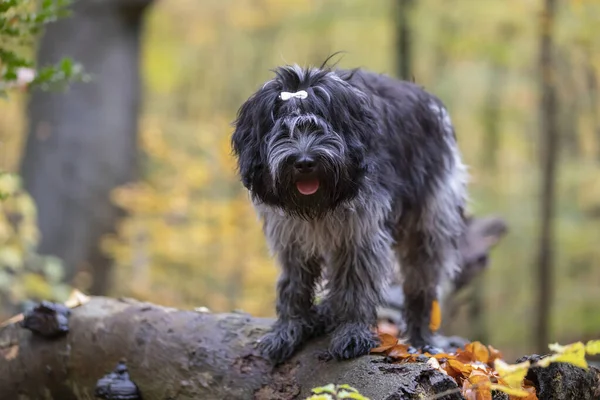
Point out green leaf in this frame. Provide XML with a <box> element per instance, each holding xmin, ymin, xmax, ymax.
<box><xmin>311</xmin><ymin>384</ymin><xmax>337</xmax><ymax>395</ymax></box>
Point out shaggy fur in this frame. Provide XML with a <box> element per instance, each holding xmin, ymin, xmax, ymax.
<box><xmin>231</xmin><ymin>60</ymin><xmax>468</xmax><ymax>364</ymax></box>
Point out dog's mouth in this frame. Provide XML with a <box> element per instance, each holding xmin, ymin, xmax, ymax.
<box><xmin>296</xmin><ymin>179</ymin><xmax>320</xmax><ymax>196</ymax></box>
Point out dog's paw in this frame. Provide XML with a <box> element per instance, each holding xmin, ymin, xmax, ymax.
<box><xmin>258</xmin><ymin>320</ymin><xmax>307</xmax><ymax>364</ymax></box>
<box><xmin>328</xmin><ymin>322</ymin><xmax>379</xmax><ymax>360</ymax></box>
<box><xmin>405</xmin><ymin>331</ymin><xmax>468</xmax><ymax>354</ymax></box>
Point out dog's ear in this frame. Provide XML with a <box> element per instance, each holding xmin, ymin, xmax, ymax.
<box><xmin>329</xmin><ymin>86</ymin><xmax>380</xmax><ymax>174</ymax></box>
<box><xmin>231</xmin><ymin>90</ymin><xmax>276</xmax><ymax>190</ymax></box>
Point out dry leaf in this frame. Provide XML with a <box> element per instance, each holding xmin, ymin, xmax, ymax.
<box><xmin>466</xmin><ymin>341</ymin><xmax>490</xmax><ymax>364</ymax></box>
<box><xmin>494</xmin><ymin>359</ymin><xmax>530</xmax><ymax>389</ymax></box>
<box><xmin>64</xmin><ymin>289</ymin><xmax>91</xmax><ymax>308</ymax></box>
<box><xmin>387</xmin><ymin>343</ymin><xmax>410</xmax><ymax>359</ymax></box>
<box><xmin>585</xmin><ymin>340</ymin><xmax>600</xmax><ymax>355</ymax></box>
<box><xmin>487</xmin><ymin>345</ymin><xmax>504</xmax><ymax>367</ymax></box>
<box><xmin>428</xmin><ymin>356</ymin><xmax>446</xmax><ymax>374</ymax></box>
<box><xmin>429</xmin><ymin>300</ymin><xmax>441</xmax><ymax>332</ymax></box>
<box><xmin>462</xmin><ymin>371</ymin><xmax>492</xmax><ymax>400</ymax></box>
<box><xmin>0</xmin><ymin>313</ymin><xmax>24</xmax><ymax>329</ymax></box>
<box><xmin>1</xmin><ymin>345</ymin><xmax>18</xmax><ymax>360</ymax></box>
<box><xmin>541</xmin><ymin>342</ymin><xmax>587</xmax><ymax>369</ymax></box>
<box><xmin>371</xmin><ymin>333</ymin><xmax>398</xmax><ymax>353</ymax></box>
<box><xmin>446</xmin><ymin>358</ymin><xmax>473</xmax><ymax>380</ymax></box>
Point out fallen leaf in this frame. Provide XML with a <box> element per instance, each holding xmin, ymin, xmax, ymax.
<box><xmin>445</xmin><ymin>358</ymin><xmax>473</xmax><ymax>380</ymax></box>
<box><xmin>64</xmin><ymin>289</ymin><xmax>91</xmax><ymax>308</ymax></box>
<box><xmin>0</xmin><ymin>313</ymin><xmax>24</xmax><ymax>329</ymax></box>
<box><xmin>1</xmin><ymin>345</ymin><xmax>18</xmax><ymax>360</ymax></box>
<box><xmin>427</xmin><ymin>356</ymin><xmax>443</xmax><ymax>371</ymax></box>
<box><xmin>311</xmin><ymin>384</ymin><xmax>336</xmax><ymax>394</ymax></box>
<box><xmin>585</xmin><ymin>340</ymin><xmax>600</xmax><ymax>356</ymax></box>
<box><xmin>462</xmin><ymin>371</ymin><xmax>492</xmax><ymax>400</ymax></box>
<box><xmin>429</xmin><ymin>300</ymin><xmax>441</xmax><ymax>332</ymax></box>
<box><xmin>466</xmin><ymin>342</ymin><xmax>490</xmax><ymax>364</ymax></box>
<box><xmin>494</xmin><ymin>359</ymin><xmax>530</xmax><ymax>389</ymax></box>
<box><xmin>541</xmin><ymin>342</ymin><xmax>588</xmax><ymax>369</ymax></box>
<box><xmin>371</xmin><ymin>333</ymin><xmax>398</xmax><ymax>353</ymax></box>
<box><xmin>487</xmin><ymin>345</ymin><xmax>504</xmax><ymax>367</ymax></box>
<box><xmin>387</xmin><ymin>343</ymin><xmax>410</xmax><ymax>359</ymax></box>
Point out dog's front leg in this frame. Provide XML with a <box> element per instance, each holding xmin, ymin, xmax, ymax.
<box><xmin>258</xmin><ymin>246</ymin><xmax>321</xmax><ymax>364</ymax></box>
<box><xmin>322</xmin><ymin>238</ymin><xmax>393</xmax><ymax>360</ymax></box>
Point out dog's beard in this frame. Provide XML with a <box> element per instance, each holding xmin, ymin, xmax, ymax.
<box><xmin>262</xmin><ymin>129</ymin><xmax>358</xmax><ymax>220</ymax></box>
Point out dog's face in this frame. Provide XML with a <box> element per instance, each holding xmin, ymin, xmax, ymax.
<box><xmin>231</xmin><ymin>65</ymin><xmax>379</xmax><ymax>219</ymax></box>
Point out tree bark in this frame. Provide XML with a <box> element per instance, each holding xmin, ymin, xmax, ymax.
<box><xmin>1</xmin><ymin>297</ymin><xmax>598</xmax><ymax>400</ymax></box>
<box><xmin>535</xmin><ymin>0</ymin><xmax>559</xmax><ymax>355</ymax></box>
<box><xmin>20</xmin><ymin>0</ymin><xmax>153</xmax><ymax>296</ymax></box>
<box><xmin>395</xmin><ymin>0</ymin><xmax>414</xmax><ymax>81</ymax></box>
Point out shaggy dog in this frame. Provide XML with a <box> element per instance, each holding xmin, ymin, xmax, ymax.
<box><xmin>231</xmin><ymin>59</ymin><xmax>468</xmax><ymax>364</ymax></box>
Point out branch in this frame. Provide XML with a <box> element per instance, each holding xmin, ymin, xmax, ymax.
<box><xmin>0</xmin><ymin>297</ymin><xmax>464</xmax><ymax>400</ymax></box>
<box><xmin>1</xmin><ymin>297</ymin><xmax>598</xmax><ymax>400</ymax></box>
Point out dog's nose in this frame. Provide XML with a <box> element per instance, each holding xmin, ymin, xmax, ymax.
<box><xmin>294</xmin><ymin>156</ymin><xmax>316</xmax><ymax>173</ymax></box>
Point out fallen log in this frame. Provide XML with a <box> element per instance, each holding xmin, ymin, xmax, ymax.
<box><xmin>1</xmin><ymin>297</ymin><xmax>599</xmax><ymax>400</ymax></box>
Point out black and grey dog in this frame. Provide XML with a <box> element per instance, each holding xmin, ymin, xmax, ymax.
<box><xmin>231</xmin><ymin>60</ymin><xmax>468</xmax><ymax>364</ymax></box>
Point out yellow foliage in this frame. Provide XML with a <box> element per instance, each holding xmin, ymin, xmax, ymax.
<box><xmin>493</xmin><ymin>359</ymin><xmax>530</xmax><ymax>389</ymax></box>
<box><xmin>540</xmin><ymin>342</ymin><xmax>588</xmax><ymax>369</ymax></box>
<box><xmin>1</xmin><ymin>0</ymin><xmax>600</xmax><ymax>336</ymax></box>
<box><xmin>0</xmin><ymin>176</ymin><xmax>69</xmax><ymax>316</ymax></box>
<box><xmin>585</xmin><ymin>340</ymin><xmax>600</xmax><ymax>355</ymax></box>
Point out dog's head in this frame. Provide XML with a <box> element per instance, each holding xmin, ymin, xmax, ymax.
<box><xmin>231</xmin><ymin>64</ymin><xmax>379</xmax><ymax>219</ymax></box>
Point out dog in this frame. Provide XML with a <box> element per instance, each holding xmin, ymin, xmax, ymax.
<box><xmin>231</xmin><ymin>59</ymin><xmax>468</xmax><ymax>364</ymax></box>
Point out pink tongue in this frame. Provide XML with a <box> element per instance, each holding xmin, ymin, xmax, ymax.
<box><xmin>296</xmin><ymin>179</ymin><xmax>320</xmax><ymax>195</ymax></box>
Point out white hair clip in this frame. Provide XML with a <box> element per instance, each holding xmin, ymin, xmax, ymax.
<box><xmin>279</xmin><ymin>90</ymin><xmax>308</xmax><ymax>101</ymax></box>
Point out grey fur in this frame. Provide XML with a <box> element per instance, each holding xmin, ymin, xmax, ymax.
<box><xmin>231</xmin><ymin>63</ymin><xmax>468</xmax><ymax>363</ymax></box>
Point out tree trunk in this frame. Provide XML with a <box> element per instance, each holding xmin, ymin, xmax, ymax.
<box><xmin>480</xmin><ymin>63</ymin><xmax>506</xmax><ymax>171</ymax></box>
<box><xmin>1</xmin><ymin>297</ymin><xmax>598</xmax><ymax>400</ymax></box>
<box><xmin>20</xmin><ymin>0</ymin><xmax>153</xmax><ymax>295</ymax></box>
<box><xmin>535</xmin><ymin>0</ymin><xmax>559</xmax><ymax>355</ymax></box>
<box><xmin>395</xmin><ymin>0</ymin><xmax>414</xmax><ymax>81</ymax></box>
<box><xmin>555</xmin><ymin>47</ymin><xmax>580</xmax><ymax>158</ymax></box>
<box><xmin>584</xmin><ymin>47</ymin><xmax>600</xmax><ymax>162</ymax></box>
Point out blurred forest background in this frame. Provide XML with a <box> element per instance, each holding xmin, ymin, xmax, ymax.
<box><xmin>1</xmin><ymin>0</ymin><xmax>599</xmax><ymax>361</ymax></box>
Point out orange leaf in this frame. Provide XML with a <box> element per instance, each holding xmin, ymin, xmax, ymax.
<box><xmin>456</xmin><ymin>347</ymin><xmax>476</xmax><ymax>363</ymax></box>
<box><xmin>446</xmin><ymin>358</ymin><xmax>473</xmax><ymax>380</ymax></box>
<box><xmin>462</xmin><ymin>371</ymin><xmax>492</xmax><ymax>400</ymax></box>
<box><xmin>487</xmin><ymin>345</ymin><xmax>504</xmax><ymax>367</ymax></box>
<box><xmin>429</xmin><ymin>300</ymin><xmax>442</xmax><ymax>332</ymax></box>
<box><xmin>512</xmin><ymin>384</ymin><xmax>538</xmax><ymax>400</ymax></box>
<box><xmin>371</xmin><ymin>333</ymin><xmax>398</xmax><ymax>353</ymax></box>
<box><xmin>387</xmin><ymin>343</ymin><xmax>411</xmax><ymax>359</ymax></box>
<box><xmin>466</xmin><ymin>341</ymin><xmax>491</xmax><ymax>364</ymax></box>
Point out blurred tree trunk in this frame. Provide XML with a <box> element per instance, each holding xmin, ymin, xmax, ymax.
<box><xmin>535</xmin><ymin>0</ymin><xmax>558</xmax><ymax>355</ymax></box>
<box><xmin>480</xmin><ymin>64</ymin><xmax>506</xmax><ymax>171</ymax></box>
<box><xmin>395</xmin><ymin>0</ymin><xmax>414</xmax><ymax>81</ymax></box>
<box><xmin>556</xmin><ymin>48</ymin><xmax>580</xmax><ymax>158</ymax></box>
<box><xmin>584</xmin><ymin>47</ymin><xmax>600</xmax><ymax>162</ymax></box>
<box><xmin>21</xmin><ymin>0</ymin><xmax>154</xmax><ymax>295</ymax></box>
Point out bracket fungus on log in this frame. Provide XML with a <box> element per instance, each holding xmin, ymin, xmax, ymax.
<box><xmin>95</xmin><ymin>359</ymin><xmax>142</xmax><ymax>400</ymax></box>
<box><xmin>21</xmin><ymin>300</ymin><xmax>71</xmax><ymax>338</ymax></box>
